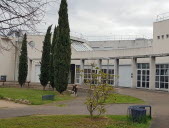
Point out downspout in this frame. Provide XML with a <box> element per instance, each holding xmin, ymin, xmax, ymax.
<box><xmin>14</xmin><ymin>40</ymin><xmax>17</xmax><ymax>82</ymax></box>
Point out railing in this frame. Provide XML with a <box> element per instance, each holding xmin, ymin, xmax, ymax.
<box><xmin>15</xmin><ymin>30</ymin><xmax>151</xmax><ymax>42</ymax></box>
<box><xmin>156</xmin><ymin>12</ymin><xmax>169</xmax><ymax>22</ymax></box>
<box><xmin>83</xmin><ymin>35</ymin><xmax>150</xmax><ymax>41</ymax></box>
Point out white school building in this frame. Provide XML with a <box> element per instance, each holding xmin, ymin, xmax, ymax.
<box><xmin>1</xmin><ymin>15</ymin><xmax>169</xmax><ymax>91</ymax></box>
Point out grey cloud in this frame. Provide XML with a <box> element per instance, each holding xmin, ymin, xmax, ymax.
<box><xmin>38</xmin><ymin>0</ymin><xmax>169</xmax><ymax>38</ymax></box>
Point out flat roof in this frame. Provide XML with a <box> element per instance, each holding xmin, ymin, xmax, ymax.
<box><xmin>30</xmin><ymin>53</ymin><xmax>169</xmax><ymax>61</ymax></box>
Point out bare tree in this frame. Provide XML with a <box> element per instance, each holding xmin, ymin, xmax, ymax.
<box><xmin>0</xmin><ymin>0</ymin><xmax>51</xmax><ymax>35</ymax></box>
<box><xmin>0</xmin><ymin>0</ymin><xmax>58</xmax><ymax>51</ymax></box>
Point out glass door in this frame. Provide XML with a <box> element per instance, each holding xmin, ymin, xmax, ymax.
<box><xmin>137</xmin><ymin>64</ymin><xmax>150</xmax><ymax>88</ymax></box>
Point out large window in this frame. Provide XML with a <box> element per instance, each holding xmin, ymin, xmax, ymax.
<box><xmin>156</xmin><ymin>64</ymin><xmax>169</xmax><ymax>89</ymax></box>
<box><xmin>84</xmin><ymin>68</ymin><xmax>97</xmax><ymax>84</ymax></box>
<box><xmin>137</xmin><ymin>63</ymin><xmax>150</xmax><ymax>88</ymax></box>
<box><xmin>75</xmin><ymin>65</ymin><xmax>114</xmax><ymax>85</ymax></box>
<box><xmin>101</xmin><ymin>69</ymin><xmax>114</xmax><ymax>85</ymax></box>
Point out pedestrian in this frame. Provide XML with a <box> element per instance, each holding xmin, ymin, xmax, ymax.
<box><xmin>72</xmin><ymin>84</ymin><xmax>78</xmax><ymax>96</ymax></box>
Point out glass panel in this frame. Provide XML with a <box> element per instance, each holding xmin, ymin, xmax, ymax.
<box><xmin>156</xmin><ymin>76</ymin><xmax>159</xmax><ymax>81</ymax></box>
<box><xmin>146</xmin><ymin>76</ymin><xmax>149</xmax><ymax>81</ymax></box>
<box><xmin>161</xmin><ymin>70</ymin><xmax>165</xmax><ymax>75</ymax></box>
<box><xmin>161</xmin><ymin>65</ymin><xmax>165</xmax><ymax>69</ymax></box>
<box><xmin>76</xmin><ymin>74</ymin><xmax>80</xmax><ymax>78</ymax></box>
<box><xmin>160</xmin><ymin>82</ymin><xmax>165</xmax><ymax>88</ymax></box>
<box><xmin>104</xmin><ymin>69</ymin><xmax>107</xmax><ymax>73</ymax></box>
<box><xmin>137</xmin><ymin>81</ymin><xmax>141</xmax><ymax>87</ymax></box>
<box><xmin>161</xmin><ymin>76</ymin><xmax>165</xmax><ymax>82</ymax></box>
<box><xmin>165</xmin><ymin>76</ymin><xmax>168</xmax><ymax>82</ymax></box>
<box><xmin>110</xmin><ymin>80</ymin><xmax>114</xmax><ymax>85</ymax></box>
<box><xmin>76</xmin><ymin>79</ymin><xmax>79</xmax><ymax>83</ymax></box>
<box><xmin>164</xmin><ymin>69</ymin><xmax>168</xmax><ymax>75</ymax></box>
<box><xmin>84</xmin><ymin>69</ymin><xmax>88</xmax><ymax>73</ymax></box>
<box><xmin>137</xmin><ymin>64</ymin><xmax>141</xmax><ymax>69</ymax></box>
<box><xmin>137</xmin><ymin>70</ymin><xmax>141</xmax><ymax>75</ymax></box>
<box><xmin>142</xmin><ymin>64</ymin><xmax>146</xmax><ymax>69</ymax></box>
<box><xmin>142</xmin><ymin>82</ymin><xmax>146</xmax><ymax>87</ymax></box>
<box><xmin>142</xmin><ymin>76</ymin><xmax>146</xmax><ymax>81</ymax></box>
<box><xmin>156</xmin><ymin>69</ymin><xmax>160</xmax><ymax>75</ymax></box>
<box><xmin>137</xmin><ymin>75</ymin><xmax>141</xmax><ymax>80</ymax></box>
<box><xmin>165</xmin><ymin>83</ymin><xmax>168</xmax><ymax>89</ymax></box>
<box><xmin>156</xmin><ymin>65</ymin><xmax>160</xmax><ymax>69</ymax></box>
<box><xmin>156</xmin><ymin>82</ymin><xmax>159</xmax><ymax>88</ymax></box>
<box><xmin>143</xmin><ymin>70</ymin><xmax>146</xmax><ymax>75</ymax></box>
<box><xmin>166</xmin><ymin>69</ymin><xmax>169</xmax><ymax>75</ymax></box>
<box><xmin>146</xmin><ymin>82</ymin><xmax>149</xmax><ymax>88</ymax></box>
<box><xmin>84</xmin><ymin>74</ymin><xmax>87</xmax><ymax>78</ymax></box>
<box><xmin>147</xmin><ymin>70</ymin><xmax>150</xmax><ymax>75</ymax></box>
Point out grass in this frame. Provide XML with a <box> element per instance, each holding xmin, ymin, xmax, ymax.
<box><xmin>0</xmin><ymin>115</ymin><xmax>151</xmax><ymax>128</ymax></box>
<box><xmin>106</xmin><ymin>93</ymin><xmax>144</xmax><ymax>104</ymax></box>
<box><xmin>0</xmin><ymin>87</ymin><xmax>144</xmax><ymax>105</ymax></box>
<box><xmin>0</xmin><ymin>87</ymin><xmax>73</xmax><ymax>105</ymax></box>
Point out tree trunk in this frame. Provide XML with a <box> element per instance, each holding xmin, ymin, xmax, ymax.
<box><xmin>43</xmin><ymin>86</ymin><xmax>45</xmax><ymax>91</ymax></box>
<box><xmin>90</xmin><ymin>111</ymin><xmax>93</xmax><ymax>118</ymax></box>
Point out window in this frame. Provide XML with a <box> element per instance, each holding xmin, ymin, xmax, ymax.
<box><xmin>162</xmin><ymin>35</ymin><xmax>164</xmax><ymax>39</ymax></box>
<box><xmin>156</xmin><ymin>64</ymin><xmax>169</xmax><ymax>89</ymax></box>
<box><xmin>137</xmin><ymin>63</ymin><xmax>150</xmax><ymax>88</ymax></box>
<box><xmin>28</xmin><ymin>41</ymin><xmax>35</xmax><ymax>48</ymax></box>
<box><xmin>167</xmin><ymin>34</ymin><xmax>169</xmax><ymax>38</ymax></box>
<box><xmin>157</xmin><ymin>36</ymin><xmax>160</xmax><ymax>39</ymax></box>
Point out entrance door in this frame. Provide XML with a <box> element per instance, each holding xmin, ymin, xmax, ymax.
<box><xmin>119</xmin><ymin>65</ymin><xmax>132</xmax><ymax>87</ymax></box>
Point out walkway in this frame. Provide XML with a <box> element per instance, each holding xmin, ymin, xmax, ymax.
<box><xmin>0</xmin><ymin>88</ymin><xmax>169</xmax><ymax>128</ymax></box>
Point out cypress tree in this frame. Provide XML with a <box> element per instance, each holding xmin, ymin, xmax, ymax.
<box><xmin>54</xmin><ymin>0</ymin><xmax>71</xmax><ymax>94</ymax></box>
<box><xmin>50</xmin><ymin>26</ymin><xmax>59</xmax><ymax>89</ymax></box>
<box><xmin>18</xmin><ymin>33</ymin><xmax>28</xmax><ymax>87</ymax></box>
<box><xmin>40</xmin><ymin>25</ymin><xmax>52</xmax><ymax>90</ymax></box>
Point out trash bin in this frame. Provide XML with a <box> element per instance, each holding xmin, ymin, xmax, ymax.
<box><xmin>1</xmin><ymin>75</ymin><xmax>6</xmax><ymax>81</ymax></box>
<box><xmin>131</xmin><ymin>108</ymin><xmax>146</xmax><ymax>123</ymax></box>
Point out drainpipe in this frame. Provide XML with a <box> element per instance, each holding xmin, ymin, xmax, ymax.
<box><xmin>14</xmin><ymin>40</ymin><xmax>17</xmax><ymax>82</ymax></box>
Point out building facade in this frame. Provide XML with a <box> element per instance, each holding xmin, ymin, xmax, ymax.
<box><xmin>1</xmin><ymin>17</ymin><xmax>169</xmax><ymax>91</ymax></box>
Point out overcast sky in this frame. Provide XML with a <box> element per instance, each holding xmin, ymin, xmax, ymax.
<box><xmin>37</xmin><ymin>0</ymin><xmax>169</xmax><ymax>39</ymax></box>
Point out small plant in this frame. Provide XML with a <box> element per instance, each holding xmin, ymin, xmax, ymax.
<box><xmin>83</xmin><ymin>64</ymin><xmax>115</xmax><ymax>118</ymax></box>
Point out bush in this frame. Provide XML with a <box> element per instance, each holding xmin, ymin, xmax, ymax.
<box><xmin>83</xmin><ymin>64</ymin><xmax>115</xmax><ymax>118</ymax></box>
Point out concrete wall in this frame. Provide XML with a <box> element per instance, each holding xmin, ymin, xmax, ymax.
<box><xmin>0</xmin><ymin>37</ymin><xmax>17</xmax><ymax>81</ymax></box>
<box><xmin>89</xmin><ymin>39</ymin><xmax>152</xmax><ymax>51</ymax></box>
<box><xmin>153</xmin><ymin>19</ymin><xmax>169</xmax><ymax>54</ymax></box>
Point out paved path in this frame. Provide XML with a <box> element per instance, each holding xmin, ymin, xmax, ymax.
<box><xmin>0</xmin><ymin>96</ymin><xmax>133</xmax><ymax>118</ymax></box>
<box><xmin>0</xmin><ymin>88</ymin><xmax>169</xmax><ymax>128</ymax></box>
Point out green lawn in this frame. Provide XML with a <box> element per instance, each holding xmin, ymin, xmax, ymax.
<box><xmin>106</xmin><ymin>93</ymin><xmax>144</xmax><ymax>104</ymax></box>
<box><xmin>0</xmin><ymin>115</ymin><xmax>151</xmax><ymax>128</ymax></box>
<box><xmin>0</xmin><ymin>87</ymin><xmax>144</xmax><ymax>105</ymax></box>
<box><xmin>0</xmin><ymin>88</ymin><xmax>73</xmax><ymax>105</ymax></box>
